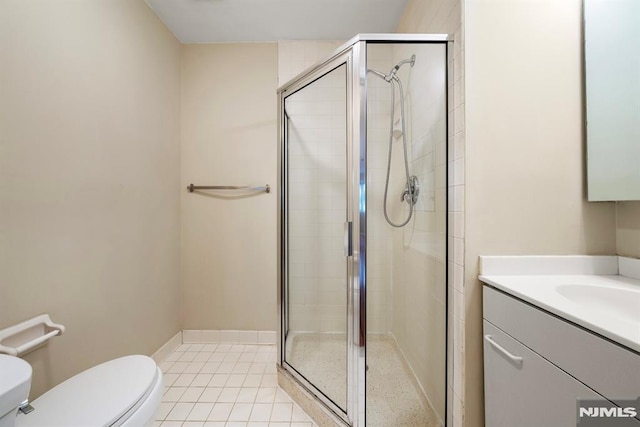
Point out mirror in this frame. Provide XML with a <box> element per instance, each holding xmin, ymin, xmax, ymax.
<box><xmin>584</xmin><ymin>0</ymin><xmax>640</xmax><ymax>201</ymax></box>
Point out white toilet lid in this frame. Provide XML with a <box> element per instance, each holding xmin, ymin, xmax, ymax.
<box><xmin>16</xmin><ymin>355</ymin><xmax>158</xmax><ymax>427</ymax></box>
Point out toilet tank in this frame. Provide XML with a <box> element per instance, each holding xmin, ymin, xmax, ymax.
<box><xmin>0</xmin><ymin>355</ymin><xmax>32</xmax><ymax>427</ymax></box>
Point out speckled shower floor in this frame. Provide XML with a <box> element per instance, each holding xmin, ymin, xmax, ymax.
<box><xmin>286</xmin><ymin>334</ymin><xmax>440</xmax><ymax>426</ymax></box>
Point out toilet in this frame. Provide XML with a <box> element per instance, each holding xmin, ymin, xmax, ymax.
<box><xmin>0</xmin><ymin>354</ymin><xmax>163</xmax><ymax>427</ymax></box>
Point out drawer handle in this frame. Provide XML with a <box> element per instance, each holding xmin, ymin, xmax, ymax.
<box><xmin>485</xmin><ymin>334</ymin><xmax>523</xmax><ymax>364</ymax></box>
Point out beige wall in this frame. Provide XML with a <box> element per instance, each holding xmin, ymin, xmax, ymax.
<box><xmin>617</xmin><ymin>202</ymin><xmax>640</xmax><ymax>257</ymax></box>
<box><xmin>181</xmin><ymin>44</ymin><xmax>278</xmax><ymax>331</ymax></box>
<box><xmin>0</xmin><ymin>0</ymin><xmax>182</xmax><ymax>398</ymax></box>
<box><xmin>465</xmin><ymin>0</ymin><xmax>617</xmax><ymax>426</ymax></box>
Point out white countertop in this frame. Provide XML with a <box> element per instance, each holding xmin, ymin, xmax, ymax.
<box><xmin>478</xmin><ymin>256</ymin><xmax>640</xmax><ymax>353</ymax></box>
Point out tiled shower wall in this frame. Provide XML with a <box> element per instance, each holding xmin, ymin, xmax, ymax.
<box><xmin>396</xmin><ymin>1</ymin><xmax>465</xmax><ymax>426</ymax></box>
<box><xmin>365</xmin><ymin>45</ymin><xmax>395</xmax><ymax>334</ymax></box>
<box><xmin>279</xmin><ymin>41</ymin><xmax>346</xmax><ymax>333</ymax></box>
<box><xmin>366</xmin><ymin>42</ymin><xmax>448</xmax><ymax>421</ymax></box>
<box><xmin>388</xmin><ymin>42</ymin><xmax>448</xmax><ymax>420</ymax></box>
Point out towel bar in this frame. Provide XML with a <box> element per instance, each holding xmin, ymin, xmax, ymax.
<box><xmin>187</xmin><ymin>184</ymin><xmax>270</xmax><ymax>194</ymax></box>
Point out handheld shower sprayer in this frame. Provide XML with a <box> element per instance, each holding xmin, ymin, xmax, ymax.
<box><xmin>367</xmin><ymin>54</ymin><xmax>418</xmax><ymax>228</ymax></box>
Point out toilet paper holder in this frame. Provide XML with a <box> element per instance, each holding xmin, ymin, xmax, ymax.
<box><xmin>0</xmin><ymin>314</ymin><xmax>65</xmax><ymax>357</ymax></box>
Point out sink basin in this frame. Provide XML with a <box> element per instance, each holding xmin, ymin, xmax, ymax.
<box><xmin>556</xmin><ymin>284</ymin><xmax>640</xmax><ymax>324</ymax></box>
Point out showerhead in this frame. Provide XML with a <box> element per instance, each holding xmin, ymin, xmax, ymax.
<box><xmin>384</xmin><ymin>54</ymin><xmax>416</xmax><ymax>82</ymax></box>
<box><xmin>367</xmin><ymin>55</ymin><xmax>416</xmax><ymax>83</ymax></box>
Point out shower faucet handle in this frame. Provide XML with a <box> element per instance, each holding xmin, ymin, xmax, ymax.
<box><xmin>401</xmin><ymin>176</ymin><xmax>420</xmax><ymax>204</ymax></box>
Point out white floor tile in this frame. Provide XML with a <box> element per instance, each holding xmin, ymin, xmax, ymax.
<box><xmin>187</xmin><ymin>402</ymin><xmax>215</xmax><ymax>421</ymax></box>
<box><xmin>228</xmin><ymin>403</ymin><xmax>253</xmax><ymax>421</ymax></box>
<box><xmin>194</xmin><ymin>352</ymin><xmax>211</xmax><ymax>362</ymax></box>
<box><xmin>180</xmin><ymin>387</ymin><xmax>205</xmax><ymax>402</ymax></box>
<box><xmin>226</xmin><ymin>374</ymin><xmax>247</xmax><ymax>387</ymax></box>
<box><xmin>166</xmin><ymin>402</ymin><xmax>195</xmax><ymax>421</ymax></box>
<box><xmin>168</xmin><ymin>362</ymin><xmax>190</xmax><ymax>374</ymax></box>
<box><xmin>155</xmin><ymin>344</ymin><xmax>316</xmax><ymax>427</ymax></box>
<box><xmin>217</xmin><ymin>362</ymin><xmax>236</xmax><ymax>373</ymax></box>
<box><xmin>165</xmin><ymin>352</ymin><xmax>183</xmax><ymax>362</ymax></box>
<box><xmin>274</xmin><ymin>389</ymin><xmax>291</xmax><ymax>403</ymax></box>
<box><xmin>249</xmin><ymin>403</ymin><xmax>273</xmax><ymax>422</ymax></box>
<box><xmin>224</xmin><ymin>353</ymin><xmax>241</xmax><ymax>363</ymax></box>
<box><xmin>243</xmin><ymin>346</ymin><xmax>259</xmax><ymax>354</ymax></box>
<box><xmin>179</xmin><ymin>352</ymin><xmax>198</xmax><ymax>362</ymax></box>
<box><xmin>248</xmin><ymin>363</ymin><xmax>267</xmax><ymax>374</ymax></box>
<box><xmin>260</xmin><ymin>375</ymin><xmax>277</xmax><ymax>388</ymax></box>
<box><xmin>174</xmin><ymin>373</ymin><xmax>197</xmax><ymax>387</ymax></box>
<box><xmin>236</xmin><ymin>388</ymin><xmax>258</xmax><ymax>403</ymax></box>
<box><xmin>218</xmin><ymin>387</ymin><xmax>241</xmax><ymax>402</ymax></box>
<box><xmin>216</xmin><ymin>344</ymin><xmax>233</xmax><ymax>352</ymax></box>
<box><xmin>254</xmin><ymin>388</ymin><xmax>276</xmax><ymax>403</ymax></box>
<box><xmin>270</xmin><ymin>403</ymin><xmax>292</xmax><ymax>422</ymax></box>
<box><xmin>199</xmin><ymin>387</ymin><xmax>223</xmax><ymax>403</ymax></box>
<box><xmin>201</xmin><ymin>362</ymin><xmax>221</xmax><ymax>373</ymax></box>
<box><xmin>233</xmin><ymin>363</ymin><xmax>251</xmax><ymax>374</ymax></box>
<box><xmin>163</xmin><ymin>387</ymin><xmax>187</xmax><ymax>402</ymax></box>
<box><xmin>207</xmin><ymin>403</ymin><xmax>234</xmax><ymax>421</ymax></box>
<box><xmin>239</xmin><ymin>353</ymin><xmax>256</xmax><ymax>363</ymax></box>
<box><xmin>163</xmin><ymin>373</ymin><xmax>180</xmax><ymax>387</ymax></box>
<box><xmin>185</xmin><ymin>361</ymin><xmax>206</xmax><ymax>373</ymax></box>
<box><xmin>192</xmin><ymin>373</ymin><xmax>214</xmax><ymax>387</ymax></box>
<box><xmin>209</xmin><ymin>353</ymin><xmax>227</xmax><ymax>362</ymax></box>
<box><xmin>210</xmin><ymin>374</ymin><xmax>229</xmax><ymax>387</ymax></box>
<box><xmin>243</xmin><ymin>375</ymin><xmax>263</xmax><ymax>387</ymax></box>
<box><xmin>253</xmin><ymin>354</ymin><xmax>271</xmax><ymax>363</ymax></box>
<box><xmin>160</xmin><ymin>361</ymin><xmax>175</xmax><ymax>373</ymax></box>
<box><xmin>156</xmin><ymin>402</ymin><xmax>175</xmax><ymax>420</ymax></box>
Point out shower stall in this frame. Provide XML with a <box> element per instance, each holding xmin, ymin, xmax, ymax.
<box><xmin>277</xmin><ymin>34</ymin><xmax>450</xmax><ymax>427</ymax></box>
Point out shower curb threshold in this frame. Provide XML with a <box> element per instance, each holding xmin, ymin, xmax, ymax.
<box><xmin>278</xmin><ymin>365</ymin><xmax>345</xmax><ymax>427</ymax></box>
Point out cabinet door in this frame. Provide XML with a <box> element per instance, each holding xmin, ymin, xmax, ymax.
<box><xmin>483</xmin><ymin>321</ymin><xmax>604</xmax><ymax>427</ymax></box>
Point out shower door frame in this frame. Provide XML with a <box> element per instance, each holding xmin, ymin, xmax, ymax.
<box><xmin>278</xmin><ymin>47</ymin><xmax>358</xmax><ymax>424</ymax></box>
<box><xmin>277</xmin><ymin>34</ymin><xmax>452</xmax><ymax>427</ymax></box>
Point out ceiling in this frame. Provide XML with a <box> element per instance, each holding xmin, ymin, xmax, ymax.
<box><xmin>145</xmin><ymin>0</ymin><xmax>408</xmax><ymax>43</ymax></box>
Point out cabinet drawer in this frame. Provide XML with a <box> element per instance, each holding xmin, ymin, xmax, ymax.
<box><xmin>484</xmin><ymin>320</ymin><xmax>604</xmax><ymax>427</ymax></box>
<box><xmin>483</xmin><ymin>285</ymin><xmax>640</xmax><ymax>405</ymax></box>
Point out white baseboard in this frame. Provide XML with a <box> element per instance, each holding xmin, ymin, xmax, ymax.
<box><xmin>182</xmin><ymin>329</ymin><xmax>277</xmax><ymax>345</ymax></box>
<box><xmin>151</xmin><ymin>331</ymin><xmax>182</xmax><ymax>364</ymax></box>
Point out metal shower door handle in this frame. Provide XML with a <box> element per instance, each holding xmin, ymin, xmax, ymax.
<box><xmin>344</xmin><ymin>221</ymin><xmax>353</xmax><ymax>257</ymax></box>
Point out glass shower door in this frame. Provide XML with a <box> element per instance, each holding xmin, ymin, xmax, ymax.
<box><xmin>282</xmin><ymin>60</ymin><xmax>349</xmax><ymax>415</ymax></box>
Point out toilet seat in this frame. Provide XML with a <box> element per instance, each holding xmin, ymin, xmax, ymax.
<box><xmin>16</xmin><ymin>355</ymin><xmax>161</xmax><ymax>427</ymax></box>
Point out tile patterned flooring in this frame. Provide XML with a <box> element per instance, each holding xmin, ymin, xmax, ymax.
<box><xmin>154</xmin><ymin>343</ymin><xmax>317</xmax><ymax>427</ymax></box>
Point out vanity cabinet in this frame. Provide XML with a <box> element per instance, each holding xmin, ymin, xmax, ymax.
<box><xmin>483</xmin><ymin>285</ymin><xmax>640</xmax><ymax>427</ymax></box>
